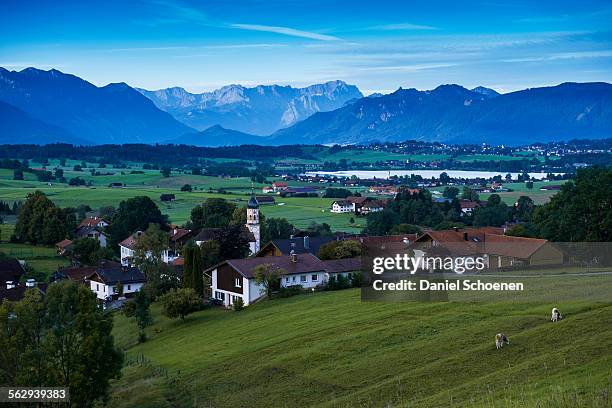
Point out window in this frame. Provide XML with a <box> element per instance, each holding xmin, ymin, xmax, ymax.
<box><xmin>311</xmin><ymin>274</ymin><xmax>318</xmax><ymax>281</ymax></box>
<box><xmin>285</xmin><ymin>277</ymin><xmax>290</xmax><ymax>283</ymax></box>
<box><xmin>127</xmin><ymin>284</ymin><xmax>131</xmax><ymax>290</ymax></box>
<box><xmin>235</xmin><ymin>278</ymin><xmax>241</xmax><ymax>287</ymax></box>
<box><xmin>215</xmin><ymin>291</ymin><xmax>225</xmax><ymax>301</ymax></box>
<box><xmin>96</xmin><ymin>284</ymin><xmax>99</xmax><ymax>291</ymax></box>
<box><xmin>300</xmin><ymin>275</ymin><xmax>307</xmax><ymax>283</ymax></box>
<box><xmin>292</xmin><ymin>276</ymin><xmax>296</xmax><ymax>282</ymax></box>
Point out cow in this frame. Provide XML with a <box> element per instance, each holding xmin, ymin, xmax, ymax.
<box><xmin>551</xmin><ymin>307</ymin><xmax>562</xmax><ymax>322</ymax></box>
<box><xmin>495</xmin><ymin>333</ymin><xmax>510</xmax><ymax>349</ymax></box>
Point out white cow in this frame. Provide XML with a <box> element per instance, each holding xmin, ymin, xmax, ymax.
<box><xmin>495</xmin><ymin>333</ymin><xmax>510</xmax><ymax>349</ymax></box>
<box><xmin>551</xmin><ymin>307</ymin><xmax>562</xmax><ymax>322</ymax></box>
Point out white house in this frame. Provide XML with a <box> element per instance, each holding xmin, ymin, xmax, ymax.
<box><xmin>75</xmin><ymin>226</ymin><xmax>108</xmax><ymax>247</ymax></box>
<box><xmin>87</xmin><ymin>265</ymin><xmax>146</xmax><ymax>301</ymax></box>
<box><xmin>331</xmin><ymin>200</ymin><xmax>354</xmax><ymax>213</ymax></box>
<box><xmin>205</xmin><ymin>253</ymin><xmax>361</xmax><ymax>308</ymax></box>
<box><xmin>119</xmin><ymin>231</ymin><xmax>172</xmax><ymax>266</ymax></box>
<box><xmin>79</xmin><ymin>216</ymin><xmax>109</xmax><ymax>229</ymax></box>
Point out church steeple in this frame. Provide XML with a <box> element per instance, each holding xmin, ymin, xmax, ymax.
<box><xmin>245</xmin><ymin>189</ymin><xmax>260</xmax><ymax>253</ymax></box>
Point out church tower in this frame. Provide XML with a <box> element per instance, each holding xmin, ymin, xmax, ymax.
<box><xmin>246</xmin><ymin>195</ymin><xmax>260</xmax><ymax>254</ymax></box>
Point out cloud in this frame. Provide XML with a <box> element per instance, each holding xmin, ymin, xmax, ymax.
<box><xmin>230</xmin><ymin>23</ymin><xmax>340</xmax><ymax>41</ymax></box>
<box><xmin>368</xmin><ymin>23</ymin><xmax>438</xmax><ymax>31</ymax></box>
<box><xmin>503</xmin><ymin>49</ymin><xmax>612</xmax><ymax>63</ymax></box>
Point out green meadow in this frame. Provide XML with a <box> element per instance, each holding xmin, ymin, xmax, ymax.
<box><xmin>108</xmin><ymin>286</ymin><xmax>612</xmax><ymax>408</ymax></box>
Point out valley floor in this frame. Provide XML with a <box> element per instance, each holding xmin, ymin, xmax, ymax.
<box><xmin>109</xmin><ymin>289</ymin><xmax>611</xmax><ymax>408</ymax></box>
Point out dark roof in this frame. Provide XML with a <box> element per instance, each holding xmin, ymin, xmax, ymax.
<box><xmin>255</xmin><ymin>195</ymin><xmax>275</xmax><ymax>203</ymax></box>
<box><xmin>170</xmin><ymin>228</ymin><xmax>193</xmax><ymax>243</ymax></box>
<box><xmin>333</xmin><ymin>200</ymin><xmax>352</xmax><ymax>206</ymax></box>
<box><xmin>0</xmin><ymin>284</ymin><xmax>46</xmax><ymax>303</ymax></box>
<box><xmin>321</xmin><ymin>257</ymin><xmax>361</xmax><ymax>273</ymax></box>
<box><xmin>88</xmin><ymin>266</ymin><xmax>146</xmax><ymax>285</ymax></box>
<box><xmin>217</xmin><ymin>253</ymin><xmax>327</xmax><ymax>279</ymax></box>
<box><xmin>118</xmin><ymin>231</ymin><xmax>144</xmax><ymax>250</ymax></box>
<box><xmin>56</xmin><ymin>260</ymin><xmax>121</xmax><ymax>284</ymax></box>
<box><xmin>247</xmin><ymin>195</ymin><xmax>259</xmax><ymax>209</ymax></box>
<box><xmin>0</xmin><ymin>258</ymin><xmax>26</xmax><ymax>284</ymax></box>
<box><xmin>193</xmin><ymin>228</ymin><xmax>222</xmax><ymax>242</ymax></box>
<box><xmin>258</xmin><ymin>236</ymin><xmax>338</xmax><ymax>256</ymax></box>
<box><xmin>75</xmin><ymin>226</ymin><xmax>104</xmax><ymax>238</ymax></box>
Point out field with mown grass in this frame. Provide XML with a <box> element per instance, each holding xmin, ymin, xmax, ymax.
<box><xmin>108</xmin><ymin>285</ymin><xmax>611</xmax><ymax>408</ymax></box>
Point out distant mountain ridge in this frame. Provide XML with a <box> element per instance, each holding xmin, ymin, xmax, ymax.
<box><xmin>136</xmin><ymin>81</ymin><xmax>363</xmax><ymax>135</ymax></box>
<box><xmin>270</xmin><ymin>82</ymin><xmax>612</xmax><ymax>146</ymax></box>
<box><xmin>0</xmin><ymin>67</ymin><xmax>193</xmax><ymax>144</ymax></box>
<box><xmin>169</xmin><ymin>125</ymin><xmax>273</xmax><ymax>147</ymax></box>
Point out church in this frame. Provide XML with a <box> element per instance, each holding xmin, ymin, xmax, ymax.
<box><xmin>245</xmin><ymin>195</ymin><xmax>261</xmax><ymax>254</ymax></box>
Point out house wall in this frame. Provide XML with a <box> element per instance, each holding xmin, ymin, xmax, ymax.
<box><xmin>89</xmin><ymin>279</ymin><xmax>143</xmax><ymax>300</ymax></box>
<box><xmin>257</xmin><ymin>245</ymin><xmax>282</xmax><ymax>257</ymax></box>
<box><xmin>280</xmin><ymin>271</ymin><xmax>326</xmax><ymax>289</ymax></box>
<box><xmin>120</xmin><ymin>246</ymin><xmax>133</xmax><ymax>266</ymax></box>
<box><xmin>529</xmin><ymin>244</ymin><xmax>564</xmax><ymax>266</ymax></box>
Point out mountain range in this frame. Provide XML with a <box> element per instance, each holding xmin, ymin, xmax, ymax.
<box><xmin>1</xmin><ymin>67</ymin><xmax>611</xmax><ymax>146</ymax></box>
<box><xmin>137</xmin><ymin>81</ymin><xmax>362</xmax><ymax>135</ymax></box>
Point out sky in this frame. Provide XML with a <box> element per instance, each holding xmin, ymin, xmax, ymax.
<box><xmin>1</xmin><ymin>0</ymin><xmax>611</xmax><ymax>94</ymax></box>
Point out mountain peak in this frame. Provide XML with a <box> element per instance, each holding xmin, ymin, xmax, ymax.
<box><xmin>471</xmin><ymin>86</ymin><xmax>500</xmax><ymax>98</ymax></box>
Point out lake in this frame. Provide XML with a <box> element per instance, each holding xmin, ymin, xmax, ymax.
<box><xmin>304</xmin><ymin>170</ymin><xmax>562</xmax><ymax>180</ymax></box>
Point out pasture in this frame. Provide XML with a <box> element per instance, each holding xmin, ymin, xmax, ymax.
<box><xmin>108</xmin><ymin>284</ymin><xmax>612</xmax><ymax>408</ymax></box>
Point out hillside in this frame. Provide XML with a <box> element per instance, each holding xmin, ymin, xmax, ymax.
<box><xmin>0</xmin><ymin>67</ymin><xmax>193</xmax><ymax>144</ymax></box>
<box><xmin>169</xmin><ymin>125</ymin><xmax>272</xmax><ymax>146</ymax></box>
<box><xmin>271</xmin><ymin>82</ymin><xmax>612</xmax><ymax>146</ymax></box>
<box><xmin>137</xmin><ymin>81</ymin><xmax>363</xmax><ymax>135</ymax></box>
<box><xmin>109</xmin><ymin>288</ymin><xmax>612</xmax><ymax>408</ymax></box>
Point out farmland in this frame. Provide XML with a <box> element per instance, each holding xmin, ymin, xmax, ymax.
<box><xmin>108</xmin><ymin>285</ymin><xmax>612</xmax><ymax>408</ymax></box>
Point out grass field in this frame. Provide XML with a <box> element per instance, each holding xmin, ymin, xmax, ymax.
<box><xmin>108</xmin><ymin>286</ymin><xmax>612</xmax><ymax>408</ymax></box>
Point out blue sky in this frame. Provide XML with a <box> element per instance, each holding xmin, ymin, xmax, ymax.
<box><xmin>1</xmin><ymin>0</ymin><xmax>611</xmax><ymax>94</ymax></box>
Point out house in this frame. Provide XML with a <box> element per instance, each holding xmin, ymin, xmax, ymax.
<box><xmin>272</xmin><ymin>181</ymin><xmax>288</xmax><ymax>192</ymax></box>
<box><xmin>360</xmin><ymin>201</ymin><xmax>385</xmax><ymax>214</ymax></box>
<box><xmin>52</xmin><ymin>260</ymin><xmax>120</xmax><ymax>285</ymax></box>
<box><xmin>108</xmin><ymin>182</ymin><xmax>124</xmax><ymax>188</ymax></box>
<box><xmin>119</xmin><ymin>231</ymin><xmax>176</xmax><ymax>265</ymax></box>
<box><xmin>320</xmin><ymin>257</ymin><xmax>361</xmax><ymax>280</ymax></box>
<box><xmin>56</xmin><ymin>239</ymin><xmax>74</xmax><ymax>255</ymax></box>
<box><xmin>412</xmin><ymin>228</ymin><xmax>563</xmax><ymax>269</ymax></box>
<box><xmin>207</xmin><ymin>253</ymin><xmax>328</xmax><ymax>307</ymax></box>
<box><xmin>75</xmin><ymin>226</ymin><xmax>108</xmax><ymax>247</ymax></box>
<box><xmin>1</xmin><ymin>279</ymin><xmax>46</xmax><ymax>303</ymax></box>
<box><xmin>193</xmin><ymin>228</ymin><xmax>222</xmax><ymax>246</ymax></box>
<box><xmin>369</xmin><ymin>186</ymin><xmax>399</xmax><ymax>195</ymax></box>
<box><xmin>459</xmin><ymin>200</ymin><xmax>480</xmax><ymax>215</ymax></box>
<box><xmin>331</xmin><ymin>200</ymin><xmax>354</xmax><ymax>213</ymax></box>
<box><xmin>262</xmin><ymin>186</ymin><xmax>274</xmax><ymax>194</ymax></box>
<box><xmin>160</xmin><ymin>193</ymin><xmax>176</xmax><ymax>202</ymax></box>
<box><xmin>87</xmin><ymin>265</ymin><xmax>146</xmax><ymax>301</ymax></box>
<box><xmin>0</xmin><ymin>258</ymin><xmax>26</xmax><ymax>293</ymax></box>
<box><xmin>257</xmin><ymin>236</ymin><xmax>337</xmax><ymax>257</ymax></box>
<box><xmin>78</xmin><ymin>216</ymin><xmax>109</xmax><ymax>229</ymax></box>
<box><xmin>279</xmin><ymin>187</ymin><xmax>319</xmax><ymax>197</ymax></box>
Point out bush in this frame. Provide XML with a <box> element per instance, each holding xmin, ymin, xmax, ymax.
<box><xmin>327</xmin><ymin>274</ymin><xmax>351</xmax><ymax>290</ymax></box>
<box><xmin>232</xmin><ymin>297</ymin><xmax>244</xmax><ymax>311</ymax></box>
<box><xmin>122</xmin><ymin>300</ymin><xmax>136</xmax><ymax>317</ymax></box>
<box><xmin>278</xmin><ymin>285</ymin><xmax>303</xmax><ymax>298</ymax></box>
<box><xmin>159</xmin><ymin>288</ymin><xmax>201</xmax><ymax>320</ymax></box>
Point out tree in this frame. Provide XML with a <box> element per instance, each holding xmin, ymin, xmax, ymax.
<box><xmin>443</xmin><ymin>186</ymin><xmax>460</xmax><ymax>200</ymax></box>
<box><xmin>533</xmin><ymin>167</ymin><xmax>612</xmax><ymax>241</ymax></box>
<box><xmin>473</xmin><ymin>194</ymin><xmax>511</xmax><ymax>227</ymax></box>
<box><xmin>133</xmin><ymin>290</ymin><xmax>152</xmax><ymax>342</ymax></box>
<box><xmin>461</xmin><ymin>186</ymin><xmax>479</xmax><ymax>201</ymax></box>
<box><xmin>264</xmin><ymin>218</ymin><xmax>294</xmax><ymax>241</ymax></box>
<box><xmin>160</xmin><ymin>166</ymin><xmax>171</xmax><ymax>177</ymax></box>
<box><xmin>364</xmin><ymin>210</ymin><xmax>399</xmax><ymax>235</ymax></box>
<box><xmin>191</xmin><ymin>245</ymin><xmax>204</xmax><ymax>296</ymax></box>
<box><xmin>14</xmin><ymin>191</ymin><xmax>75</xmax><ymax>244</ymax></box>
<box><xmin>13</xmin><ymin>168</ymin><xmax>24</xmax><ymax>180</ymax></box>
<box><xmin>390</xmin><ymin>223</ymin><xmax>422</xmax><ymax>235</ymax></box>
<box><xmin>254</xmin><ymin>264</ymin><xmax>282</xmax><ymax>298</ymax></box>
<box><xmin>318</xmin><ymin>240</ymin><xmax>361</xmax><ymax>260</ymax></box>
<box><xmin>216</xmin><ymin>223</ymin><xmax>252</xmax><ymax>261</ymax></box>
<box><xmin>133</xmin><ymin>223</ymin><xmax>169</xmax><ymax>271</ymax></box>
<box><xmin>181</xmin><ymin>184</ymin><xmax>193</xmax><ymax>192</ymax></box>
<box><xmin>107</xmin><ymin>196</ymin><xmax>165</xmax><ymax>247</ymax></box>
<box><xmin>0</xmin><ymin>282</ymin><xmax>123</xmax><ymax>406</ymax></box>
<box><xmin>182</xmin><ymin>245</ymin><xmax>194</xmax><ymax>289</ymax></box>
<box><xmin>200</xmin><ymin>240</ymin><xmax>221</xmax><ymax>270</ymax></box>
<box><xmin>98</xmin><ymin>205</ymin><xmax>116</xmax><ymax>219</ymax></box>
<box><xmin>514</xmin><ymin>196</ymin><xmax>535</xmax><ymax>222</ymax></box>
<box><xmin>190</xmin><ymin>198</ymin><xmax>237</xmax><ymax>229</ymax></box>
<box><xmin>526</xmin><ymin>180</ymin><xmax>534</xmax><ymax>190</ymax></box>
<box><xmin>72</xmin><ymin>238</ymin><xmax>113</xmax><ymax>265</ymax></box>
<box><xmin>159</xmin><ymin>288</ymin><xmax>201</xmax><ymax>320</ymax></box>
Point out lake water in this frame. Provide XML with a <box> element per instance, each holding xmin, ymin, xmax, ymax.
<box><xmin>304</xmin><ymin>170</ymin><xmax>561</xmax><ymax>180</ymax></box>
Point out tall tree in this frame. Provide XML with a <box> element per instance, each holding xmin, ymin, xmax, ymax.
<box><xmin>533</xmin><ymin>166</ymin><xmax>612</xmax><ymax>241</ymax></box>
<box><xmin>0</xmin><ymin>282</ymin><xmax>123</xmax><ymax>406</ymax></box>
<box><xmin>107</xmin><ymin>196</ymin><xmax>165</xmax><ymax>247</ymax></box>
<box><xmin>182</xmin><ymin>245</ymin><xmax>194</xmax><ymax>289</ymax></box>
<box><xmin>14</xmin><ymin>191</ymin><xmax>74</xmax><ymax>244</ymax></box>
<box><xmin>191</xmin><ymin>245</ymin><xmax>204</xmax><ymax>296</ymax></box>
<box><xmin>190</xmin><ymin>198</ymin><xmax>236</xmax><ymax>229</ymax></box>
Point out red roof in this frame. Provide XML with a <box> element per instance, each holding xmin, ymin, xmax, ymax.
<box><xmin>78</xmin><ymin>216</ymin><xmax>108</xmax><ymax>228</ymax></box>
<box><xmin>459</xmin><ymin>200</ymin><xmax>480</xmax><ymax>209</ymax></box>
<box><xmin>56</xmin><ymin>239</ymin><xmax>73</xmax><ymax>248</ymax></box>
<box><xmin>119</xmin><ymin>231</ymin><xmax>144</xmax><ymax>250</ymax></box>
<box><xmin>273</xmin><ymin>181</ymin><xmax>288</xmax><ymax>187</ymax></box>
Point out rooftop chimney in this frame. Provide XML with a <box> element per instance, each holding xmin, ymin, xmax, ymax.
<box><xmin>290</xmin><ymin>250</ymin><xmax>297</xmax><ymax>263</ymax></box>
<box><xmin>26</xmin><ymin>279</ymin><xmax>36</xmax><ymax>288</ymax></box>
<box><xmin>463</xmin><ymin>232</ymin><xmax>469</xmax><ymax>241</ymax></box>
<box><xmin>303</xmin><ymin>236</ymin><xmax>310</xmax><ymax>250</ymax></box>
<box><xmin>6</xmin><ymin>281</ymin><xmax>15</xmax><ymax>290</ymax></box>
